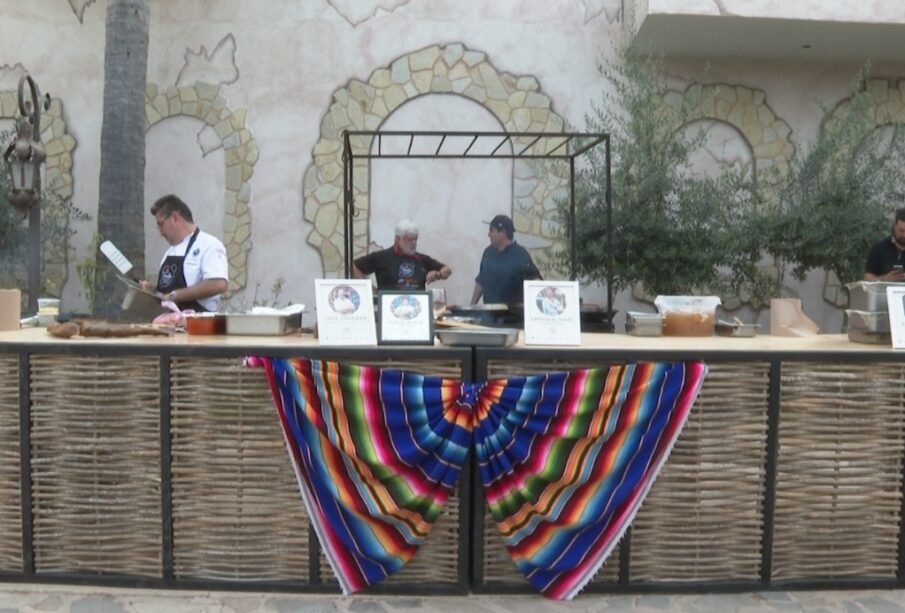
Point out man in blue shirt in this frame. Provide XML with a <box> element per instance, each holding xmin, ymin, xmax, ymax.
<box><xmin>471</xmin><ymin>214</ymin><xmax>541</xmax><ymax>305</ymax></box>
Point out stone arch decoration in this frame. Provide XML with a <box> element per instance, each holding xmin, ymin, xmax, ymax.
<box><xmin>303</xmin><ymin>43</ymin><xmax>570</xmax><ymax>277</ymax></box>
<box><xmin>0</xmin><ymin>92</ymin><xmax>76</xmax><ymax>296</ymax></box>
<box><xmin>661</xmin><ymin>83</ymin><xmax>794</xmax><ymax>176</ymax></box>
<box><xmin>651</xmin><ymin>83</ymin><xmax>795</xmax><ymax>309</ymax></box>
<box><xmin>145</xmin><ymin>82</ymin><xmax>257</xmax><ymax>290</ymax></box>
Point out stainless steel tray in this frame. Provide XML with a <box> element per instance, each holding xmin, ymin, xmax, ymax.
<box><xmin>847</xmin><ymin>328</ymin><xmax>891</xmax><ymax>345</ymax></box>
<box><xmin>225</xmin><ymin>312</ymin><xmax>302</xmax><ymax>335</ymax></box>
<box><xmin>625</xmin><ymin>311</ymin><xmax>663</xmax><ymax>337</ymax></box>
<box><xmin>846</xmin><ymin>281</ymin><xmax>903</xmax><ymax>312</ymax></box>
<box><xmin>436</xmin><ymin>327</ymin><xmax>519</xmax><ymax>347</ymax></box>
<box><xmin>715</xmin><ymin>320</ymin><xmax>760</xmax><ymax>337</ymax></box>
<box><xmin>846</xmin><ymin>309</ymin><xmax>890</xmax><ymax>333</ymax></box>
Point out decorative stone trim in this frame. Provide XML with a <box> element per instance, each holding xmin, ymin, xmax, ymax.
<box><xmin>145</xmin><ymin>82</ymin><xmax>257</xmax><ymax>291</ymax></box>
<box><xmin>0</xmin><ymin>93</ymin><xmax>76</xmax><ymax>296</ymax></box>
<box><xmin>661</xmin><ymin>83</ymin><xmax>794</xmax><ymax>175</ymax></box>
<box><xmin>653</xmin><ymin>83</ymin><xmax>794</xmax><ymax>310</ymax></box>
<box><xmin>303</xmin><ymin>43</ymin><xmax>570</xmax><ymax>277</ymax></box>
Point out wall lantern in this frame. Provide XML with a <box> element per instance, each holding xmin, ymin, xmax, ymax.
<box><xmin>2</xmin><ymin>74</ymin><xmax>51</xmax><ymax>313</ymax></box>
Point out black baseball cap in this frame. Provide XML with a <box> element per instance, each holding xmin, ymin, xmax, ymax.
<box><xmin>486</xmin><ymin>214</ymin><xmax>515</xmax><ymax>235</ymax></box>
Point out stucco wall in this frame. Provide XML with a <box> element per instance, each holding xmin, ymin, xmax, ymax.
<box><xmin>1</xmin><ymin>0</ymin><xmax>904</xmax><ymax>332</ymax></box>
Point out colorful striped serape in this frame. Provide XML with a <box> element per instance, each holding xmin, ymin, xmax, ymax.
<box><xmin>250</xmin><ymin>358</ymin><xmax>706</xmax><ymax>599</ymax></box>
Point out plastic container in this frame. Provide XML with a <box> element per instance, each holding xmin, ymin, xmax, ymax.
<box><xmin>846</xmin><ymin>281</ymin><xmax>903</xmax><ymax>312</ymax></box>
<box><xmin>654</xmin><ymin>296</ymin><xmax>721</xmax><ymax>337</ymax></box>
<box><xmin>846</xmin><ymin>309</ymin><xmax>890</xmax><ymax>333</ymax></box>
<box><xmin>625</xmin><ymin>311</ymin><xmax>664</xmax><ymax>337</ymax></box>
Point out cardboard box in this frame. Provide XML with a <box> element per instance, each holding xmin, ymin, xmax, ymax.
<box><xmin>0</xmin><ymin>289</ymin><xmax>21</xmax><ymax>331</ymax></box>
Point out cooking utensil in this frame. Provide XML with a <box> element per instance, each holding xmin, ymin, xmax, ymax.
<box><xmin>100</xmin><ymin>240</ymin><xmax>141</xmax><ymax>283</ymax></box>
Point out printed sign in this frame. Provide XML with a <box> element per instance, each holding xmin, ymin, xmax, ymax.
<box><xmin>377</xmin><ymin>291</ymin><xmax>434</xmax><ymax>345</ymax></box>
<box><xmin>523</xmin><ymin>280</ymin><xmax>581</xmax><ymax>345</ymax></box>
<box><xmin>315</xmin><ymin>279</ymin><xmax>377</xmax><ymax>346</ymax></box>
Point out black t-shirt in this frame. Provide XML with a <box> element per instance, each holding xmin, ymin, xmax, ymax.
<box><xmin>354</xmin><ymin>247</ymin><xmax>445</xmax><ymax>290</ymax></box>
<box><xmin>865</xmin><ymin>237</ymin><xmax>905</xmax><ymax>276</ymax></box>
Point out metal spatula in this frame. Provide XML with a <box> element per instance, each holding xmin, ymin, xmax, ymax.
<box><xmin>100</xmin><ymin>240</ymin><xmax>140</xmax><ymax>283</ymax></box>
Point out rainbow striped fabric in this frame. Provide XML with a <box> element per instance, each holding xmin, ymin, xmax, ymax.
<box><xmin>251</xmin><ymin>358</ymin><xmax>706</xmax><ymax>599</ymax></box>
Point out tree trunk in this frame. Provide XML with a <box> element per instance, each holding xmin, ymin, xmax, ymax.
<box><xmin>93</xmin><ymin>0</ymin><xmax>149</xmax><ymax>317</ymax></box>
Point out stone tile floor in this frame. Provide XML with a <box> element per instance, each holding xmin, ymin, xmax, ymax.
<box><xmin>0</xmin><ymin>585</ymin><xmax>904</xmax><ymax>613</ymax></box>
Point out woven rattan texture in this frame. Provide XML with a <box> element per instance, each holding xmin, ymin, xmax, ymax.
<box><xmin>629</xmin><ymin>362</ymin><xmax>769</xmax><ymax>581</ymax></box>
<box><xmin>29</xmin><ymin>354</ymin><xmax>162</xmax><ymax>575</ymax></box>
<box><xmin>772</xmin><ymin>361</ymin><xmax>905</xmax><ymax>579</ymax></box>
<box><xmin>0</xmin><ymin>354</ymin><xmax>20</xmax><ymax>571</ymax></box>
<box><xmin>170</xmin><ymin>357</ymin><xmax>310</xmax><ymax>581</ymax></box>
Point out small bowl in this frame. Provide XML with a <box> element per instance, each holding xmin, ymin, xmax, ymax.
<box><xmin>185</xmin><ymin>313</ymin><xmax>226</xmax><ymax>335</ymax></box>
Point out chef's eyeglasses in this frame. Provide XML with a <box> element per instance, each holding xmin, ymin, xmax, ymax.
<box><xmin>156</xmin><ymin>214</ymin><xmax>171</xmax><ymax>228</ymax></box>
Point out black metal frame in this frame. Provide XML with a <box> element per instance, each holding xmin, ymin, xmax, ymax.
<box><xmin>341</xmin><ymin>130</ymin><xmax>613</xmax><ymax>314</ymax></box>
<box><xmin>1</xmin><ymin>340</ymin><xmax>473</xmax><ymax>596</ymax></box>
<box><xmin>470</xmin><ymin>345</ymin><xmax>905</xmax><ymax>594</ymax></box>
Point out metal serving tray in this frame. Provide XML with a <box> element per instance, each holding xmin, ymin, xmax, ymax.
<box><xmin>846</xmin><ymin>281</ymin><xmax>903</xmax><ymax>312</ymax></box>
<box><xmin>625</xmin><ymin>312</ymin><xmax>663</xmax><ymax>337</ymax></box>
<box><xmin>436</xmin><ymin>327</ymin><xmax>519</xmax><ymax>347</ymax></box>
<box><xmin>715</xmin><ymin>320</ymin><xmax>760</xmax><ymax>337</ymax></box>
<box><xmin>846</xmin><ymin>309</ymin><xmax>890</xmax><ymax>333</ymax></box>
<box><xmin>225</xmin><ymin>312</ymin><xmax>302</xmax><ymax>335</ymax></box>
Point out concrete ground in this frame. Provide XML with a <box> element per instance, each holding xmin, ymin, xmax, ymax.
<box><xmin>1</xmin><ymin>584</ymin><xmax>905</xmax><ymax>613</ymax></box>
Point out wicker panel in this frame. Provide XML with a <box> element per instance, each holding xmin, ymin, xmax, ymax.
<box><xmin>0</xmin><ymin>354</ymin><xmax>21</xmax><ymax>571</ymax></box>
<box><xmin>318</xmin><ymin>487</ymin><xmax>463</xmax><ymax>586</ymax></box>
<box><xmin>630</xmin><ymin>362</ymin><xmax>769</xmax><ymax>581</ymax></box>
<box><xmin>29</xmin><ymin>354</ymin><xmax>162</xmax><ymax>575</ymax></box>
<box><xmin>773</xmin><ymin>362</ymin><xmax>905</xmax><ymax>579</ymax></box>
<box><xmin>170</xmin><ymin>357</ymin><xmax>310</xmax><ymax>581</ymax></box>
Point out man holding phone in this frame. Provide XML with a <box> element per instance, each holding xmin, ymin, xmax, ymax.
<box><xmin>865</xmin><ymin>208</ymin><xmax>905</xmax><ymax>282</ymax></box>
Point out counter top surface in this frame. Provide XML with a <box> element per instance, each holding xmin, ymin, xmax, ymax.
<box><xmin>0</xmin><ymin>326</ymin><xmax>899</xmax><ymax>356</ymax></box>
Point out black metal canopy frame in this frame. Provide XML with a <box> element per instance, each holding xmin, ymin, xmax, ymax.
<box><xmin>341</xmin><ymin>130</ymin><xmax>613</xmax><ymax>314</ymax></box>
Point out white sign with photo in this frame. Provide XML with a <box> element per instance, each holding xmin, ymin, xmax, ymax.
<box><xmin>523</xmin><ymin>280</ymin><xmax>581</xmax><ymax>346</ymax></box>
<box><xmin>377</xmin><ymin>291</ymin><xmax>434</xmax><ymax>345</ymax></box>
<box><xmin>314</xmin><ymin>279</ymin><xmax>377</xmax><ymax>346</ymax></box>
<box><xmin>886</xmin><ymin>286</ymin><xmax>905</xmax><ymax>350</ymax></box>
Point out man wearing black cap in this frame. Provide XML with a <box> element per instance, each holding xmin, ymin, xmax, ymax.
<box><xmin>471</xmin><ymin>214</ymin><xmax>541</xmax><ymax>305</ymax></box>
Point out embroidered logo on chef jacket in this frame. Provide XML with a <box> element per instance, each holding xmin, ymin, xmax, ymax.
<box><xmin>399</xmin><ymin>262</ymin><xmax>415</xmax><ymax>278</ymax></box>
<box><xmin>160</xmin><ymin>263</ymin><xmax>178</xmax><ymax>286</ymax></box>
<box><xmin>192</xmin><ymin>248</ymin><xmax>200</xmax><ymax>257</ymax></box>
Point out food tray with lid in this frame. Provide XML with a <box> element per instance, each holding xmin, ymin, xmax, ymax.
<box><xmin>435</xmin><ymin>327</ymin><xmax>519</xmax><ymax>347</ymax></box>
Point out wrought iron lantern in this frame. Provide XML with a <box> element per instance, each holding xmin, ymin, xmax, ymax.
<box><xmin>3</xmin><ymin>75</ymin><xmax>49</xmax><ymax>212</ymax></box>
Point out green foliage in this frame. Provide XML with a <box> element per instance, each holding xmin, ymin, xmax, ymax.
<box><xmin>573</xmin><ymin>47</ymin><xmax>772</xmax><ymax>305</ymax></box>
<box><xmin>75</xmin><ymin>233</ymin><xmax>103</xmax><ymax>306</ymax></box>
<box><xmin>221</xmin><ymin>277</ymin><xmax>286</xmax><ymax>311</ymax></box>
<box><xmin>769</xmin><ymin>68</ymin><xmax>905</xmax><ymax>287</ymax></box>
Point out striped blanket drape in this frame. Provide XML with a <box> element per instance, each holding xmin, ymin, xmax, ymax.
<box><xmin>251</xmin><ymin>358</ymin><xmax>707</xmax><ymax>599</ymax></box>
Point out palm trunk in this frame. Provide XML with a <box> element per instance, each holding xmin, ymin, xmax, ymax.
<box><xmin>93</xmin><ymin>0</ymin><xmax>149</xmax><ymax>317</ymax></box>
